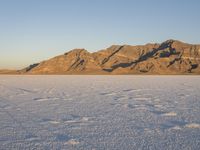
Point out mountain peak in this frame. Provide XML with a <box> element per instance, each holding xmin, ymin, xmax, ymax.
<box><xmin>64</xmin><ymin>48</ymin><xmax>88</xmax><ymax>55</ymax></box>
<box><xmin>161</xmin><ymin>39</ymin><xmax>188</xmax><ymax>46</ymax></box>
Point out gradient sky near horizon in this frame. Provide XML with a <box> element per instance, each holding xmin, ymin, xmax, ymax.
<box><xmin>0</xmin><ymin>0</ymin><xmax>200</xmax><ymax>69</ymax></box>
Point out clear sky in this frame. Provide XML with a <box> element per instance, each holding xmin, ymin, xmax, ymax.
<box><xmin>0</xmin><ymin>0</ymin><xmax>200</xmax><ymax>69</ymax></box>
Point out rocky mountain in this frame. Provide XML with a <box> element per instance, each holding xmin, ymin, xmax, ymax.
<box><xmin>16</xmin><ymin>40</ymin><xmax>200</xmax><ymax>74</ymax></box>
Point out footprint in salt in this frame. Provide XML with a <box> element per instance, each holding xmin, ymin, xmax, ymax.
<box><xmin>64</xmin><ymin>115</ymin><xmax>92</xmax><ymax>124</ymax></box>
<box><xmin>25</xmin><ymin>134</ymin><xmax>40</xmax><ymax>141</ymax></box>
<box><xmin>40</xmin><ymin>118</ymin><xmax>60</xmax><ymax>125</ymax></box>
<box><xmin>65</xmin><ymin>139</ymin><xmax>80</xmax><ymax>145</ymax></box>
<box><xmin>48</xmin><ymin>121</ymin><xmax>60</xmax><ymax>124</ymax></box>
<box><xmin>122</xmin><ymin>89</ymin><xmax>139</xmax><ymax>93</ymax></box>
<box><xmin>165</xmin><ymin>120</ymin><xmax>187</xmax><ymax>131</ymax></box>
<box><xmin>162</xmin><ymin>112</ymin><xmax>177</xmax><ymax>117</ymax></box>
<box><xmin>154</xmin><ymin>104</ymin><xmax>163</xmax><ymax>108</ymax></box>
<box><xmin>150</xmin><ymin>110</ymin><xmax>167</xmax><ymax>115</ymax></box>
<box><xmin>33</xmin><ymin>98</ymin><xmax>49</xmax><ymax>102</ymax></box>
<box><xmin>81</xmin><ymin>117</ymin><xmax>90</xmax><ymax>122</ymax></box>
<box><xmin>178</xmin><ymin>93</ymin><xmax>190</xmax><ymax>99</ymax></box>
<box><xmin>123</xmin><ymin>104</ymin><xmax>134</xmax><ymax>109</ymax></box>
<box><xmin>134</xmin><ymin>97</ymin><xmax>151</xmax><ymax>101</ymax></box>
<box><xmin>64</xmin><ymin>118</ymin><xmax>80</xmax><ymax>124</ymax></box>
<box><xmin>170</xmin><ymin>126</ymin><xmax>182</xmax><ymax>130</ymax></box>
<box><xmin>100</xmin><ymin>92</ymin><xmax>117</xmax><ymax>96</ymax></box>
<box><xmin>33</xmin><ymin>97</ymin><xmax>59</xmax><ymax>102</ymax></box>
<box><xmin>56</xmin><ymin>134</ymin><xmax>69</xmax><ymax>142</ymax></box>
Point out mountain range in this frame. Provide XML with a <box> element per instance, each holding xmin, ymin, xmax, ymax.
<box><xmin>1</xmin><ymin>39</ymin><xmax>200</xmax><ymax>75</ymax></box>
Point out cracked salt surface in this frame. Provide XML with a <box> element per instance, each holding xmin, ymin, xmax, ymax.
<box><xmin>0</xmin><ymin>75</ymin><xmax>200</xmax><ymax>150</ymax></box>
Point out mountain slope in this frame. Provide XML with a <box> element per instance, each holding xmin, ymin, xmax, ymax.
<box><xmin>25</xmin><ymin>49</ymin><xmax>104</xmax><ymax>74</ymax></box>
<box><xmin>20</xmin><ymin>40</ymin><xmax>200</xmax><ymax>74</ymax></box>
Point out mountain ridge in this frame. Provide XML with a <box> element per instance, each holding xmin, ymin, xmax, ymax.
<box><xmin>1</xmin><ymin>39</ymin><xmax>200</xmax><ymax>75</ymax></box>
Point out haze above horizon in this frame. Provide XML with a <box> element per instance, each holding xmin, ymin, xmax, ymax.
<box><xmin>1</xmin><ymin>0</ymin><xmax>200</xmax><ymax>69</ymax></box>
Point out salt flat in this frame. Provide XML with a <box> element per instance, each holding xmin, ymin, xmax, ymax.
<box><xmin>0</xmin><ymin>75</ymin><xmax>200</xmax><ymax>150</ymax></box>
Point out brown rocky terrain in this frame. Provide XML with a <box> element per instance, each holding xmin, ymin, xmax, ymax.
<box><xmin>3</xmin><ymin>39</ymin><xmax>200</xmax><ymax>75</ymax></box>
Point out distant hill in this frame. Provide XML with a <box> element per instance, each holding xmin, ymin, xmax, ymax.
<box><xmin>2</xmin><ymin>39</ymin><xmax>200</xmax><ymax>75</ymax></box>
<box><xmin>0</xmin><ymin>69</ymin><xmax>18</xmax><ymax>74</ymax></box>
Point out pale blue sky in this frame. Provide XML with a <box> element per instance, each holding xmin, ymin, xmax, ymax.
<box><xmin>0</xmin><ymin>0</ymin><xmax>200</xmax><ymax>69</ymax></box>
